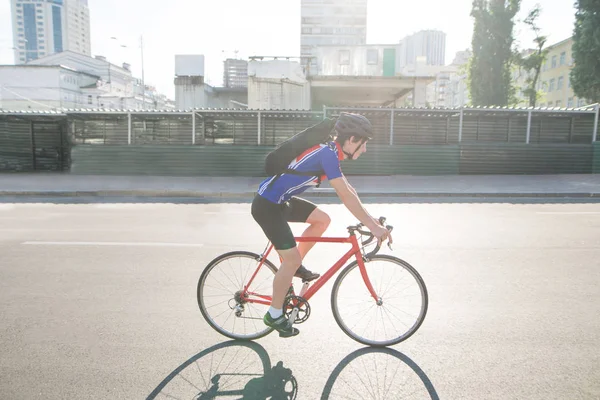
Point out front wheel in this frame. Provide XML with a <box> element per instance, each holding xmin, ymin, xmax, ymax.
<box><xmin>197</xmin><ymin>251</ymin><xmax>278</xmax><ymax>340</ymax></box>
<box><xmin>331</xmin><ymin>255</ymin><xmax>428</xmax><ymax>347</ymax></box>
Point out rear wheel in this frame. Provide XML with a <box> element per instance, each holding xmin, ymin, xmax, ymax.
<box><xmin>197</xmin><ymin>251</ymin><xmax>277</xmax><ymax>340</ymax></box>
<box><xmin>331</xmin><ymin>255</ymin><xmax>428</xmax><ymax>347</ymax></box>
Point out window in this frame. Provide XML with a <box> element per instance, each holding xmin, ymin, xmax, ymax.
<box><xmin>549</xmin><ymin>79</ymin><xmax>555</xmax><ymax>92</ymax></box>
<box><xmin>548</xmin><ymin>101</ymin><xmax>553</xmax><ymax>107</ymax></box>
<box><xmin>301</xmin><ymin>27</ymin><xmax>311</xmax><ymax>34</ymax></box>
<box><xmin>551</xmin><ymin>55</ymin><xmax>557</xmax><ymax>68</ymax></box>
<box><xmin>557</xmin><ymin>76</ymin><xmax>564</xmax><ymax>90</ymax></box>
<box><xmin>560</xmin><ymin>52</ymin><xmax>566</xmax><ymax>65</ymax></box>
<box><xmin>367</xmin><ymin>49</ymin><xmax>378</xmax><ymax>65</ymax></box>
<box><xmin>556</xmin><ymin>100</ymin><xmax>562</xmax><ymax>107</ymax></box>
<box><xmin>339</xmin><ymin>50</ymin><xmax>350</xmax><ymax>65</ymax></box>
<box><xmin>568</xmin><ymin>98</ymin><xmax>574</xmax><ymax>108</ymax></box>
<box><xmin>87</xmin><ymin>95</ymin><xmax>92</xmax><ymax>104</ymax></box>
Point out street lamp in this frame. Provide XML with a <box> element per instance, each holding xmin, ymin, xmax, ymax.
<box><xmin>110</xmin><ymin>36</ymin><xmax>145</xmax><ymax>109</ymax></box>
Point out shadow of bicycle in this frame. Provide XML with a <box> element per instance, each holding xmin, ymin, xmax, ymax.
<box><xmin>146</xmin><ymin>341</ymin><xmax>438</xmax><ymax>400</ymax></box>
<box><xmin>321</xmin><ymin>347</ymin><xmax>440</xmax><ymax>400</ymax></box>
<box><xmin>146</xmin><ymin>340</ymin><xmax>297</xmax><ymax>400</ymax></box>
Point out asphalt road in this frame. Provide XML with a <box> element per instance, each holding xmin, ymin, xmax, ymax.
<box><xmin>1</xmin><ymin>199</ymin><xmax>599</xmax><ymax>399</ymax></box>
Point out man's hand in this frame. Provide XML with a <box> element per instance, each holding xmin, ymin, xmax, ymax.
<box><xmin>370</xmin><ymin>223</ymin><xmax>393</xmax><ymax>245</ymax></box>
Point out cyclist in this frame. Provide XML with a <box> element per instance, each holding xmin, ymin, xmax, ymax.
<box><xmin>251</xmin><ymin>112</ymin><xmax>392</xmax><ymax>338</ymax></box>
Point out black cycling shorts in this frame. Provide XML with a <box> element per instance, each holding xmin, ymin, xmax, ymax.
<box><xmin>251</xmin><ymin>194</ymin><xmax>317</xmax><ymax>250</ymax></box>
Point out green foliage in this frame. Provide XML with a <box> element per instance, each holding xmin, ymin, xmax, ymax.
<box><xmin>468</xmin><ymin>0</ymin><xmax>521</xmax><ymax>107</ymax></box>
<box><xmin>570</xmin><ymin>0</ymin><xmax>600</xmax><ymax>104</ymax></box>
<box><xmin>513</xmin><ymin>4</ymin><xmax>548</xmax><ymax>107</ymax></box>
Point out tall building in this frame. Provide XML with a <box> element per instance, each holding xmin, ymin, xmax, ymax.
<box><xmin>10</xmin><ymin>0</ymin><xmax>91</xmax><ymax>64</ymax></box>
<box><xmin>223</xmin><ymin>58</ymin><xmax>248</xmax><ymax>88</ymax></box>
<box><xmin>300</xmin><ymin>0</ymin><xmax>368</xmax><ymax>73</ymax></box>
<box><xmin>398</xmin><ymin>30</ymin><xmax>446</xmax><ymax>69</ymax></box>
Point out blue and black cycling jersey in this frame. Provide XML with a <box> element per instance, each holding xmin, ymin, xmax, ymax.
<box><xmin>257</xmin><ymin>141</ymin><xmax>344</xmax><ymax>204</ymax></box>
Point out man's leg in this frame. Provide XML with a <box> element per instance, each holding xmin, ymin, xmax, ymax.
<box><xmin>272</xmin><ymin>247</ymin><xmax>302</xmax><ymax>310</ymax></box>
<box><xmin>285</xmin><ymin>198</ymin><xmax>331</xmax><ymax>281</ymax></box>
<box><xmin>297</xmin><ymin>207</ymin><xmax>331</xmax><ymax>259</ymax></box>
<box><xmin>251</xmin><ymin>194</ymin><xmax>303</xmax><ymax>337</ymax></box>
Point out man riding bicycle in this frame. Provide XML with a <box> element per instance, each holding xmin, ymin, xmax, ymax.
<box><xmin>251</xmin><ymin>112</ymin><xmax>393</xmax><ymax>338</ymax></box>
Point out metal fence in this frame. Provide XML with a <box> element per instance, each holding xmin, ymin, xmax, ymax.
<box><xmin>58</xmin><ymin>105</ymin><xmax>600</xmax><ymax>146</ymax></box>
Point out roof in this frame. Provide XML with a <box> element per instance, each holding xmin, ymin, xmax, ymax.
<box><xmin>546</xmin><ymin>36</ymin><xmax>573</xmax><ymax>50</ymax></box>
<box><xmin>0</xmin><ymin>104</ymin><xmax>596</xmax><ymax>117</ymax></box>
<box><xmin>0</xmin><ymin>64</ymin><xmax>100</xmax><ymax>79</ymax></box>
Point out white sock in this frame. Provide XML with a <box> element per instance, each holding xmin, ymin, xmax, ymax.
<box><xmin>268</xmin><ymin>307</ymin><xmax>283</xmax><ymax>319</ymax></box>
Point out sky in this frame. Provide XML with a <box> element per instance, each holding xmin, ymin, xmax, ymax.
<box><xmin>0</xmin><ymin>0</ymin><xmax>576</xmax><ymax>100</ymax></box>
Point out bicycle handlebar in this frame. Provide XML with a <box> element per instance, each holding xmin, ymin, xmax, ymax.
<box><xmin>347</xmin><ymin>216</ymin><xmax>394</xmax><ymax>259</ymax></box>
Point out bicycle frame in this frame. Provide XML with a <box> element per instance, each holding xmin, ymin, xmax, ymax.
<box><xmin>243</xmin><ymin>233</ymin><xmax>379</xmax><ymax>306</ymax></box>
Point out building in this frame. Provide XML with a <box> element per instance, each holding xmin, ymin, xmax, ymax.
<box><xmin>10</xmin><ymin>0</ymin><xmax>91</xmax><ymax>64</ymax></box>
<box><xmin>442</xmin><ymin>50</ymin><xmax>471</xmax><ymax>108</ymax></box>
<box><xmin>513</xmin><ymin>37</ymin><xmax>587</xmax><ymax>108</ymax></box>
<box><xmin>0</xmin><ymin>64</ymin><xmax>99</xmax><ymax>110</ymax></box>
<box><xmin>247</xmin><ymin>58</ymin><xmax>310</xmax><ymax>110</ymax></box>
<box><xmin>426</xmin><ymin>66</ymin><xmax>459</xmax><ymax>107</ymax></box>
<box><xmin>300</xmin><ymin>0</ymin><xmax>368</xmax><ymax>74</ymax></box>
<box><xmin>174</xmin><ymin>55</ymin><xmax>247</xmax><ymax>109</ymax></box>
<box><xmin>0</xmin><ymin>51</ymin><xmax>171</xmax><ymax>110</ymax></box>
<box><xmin>310</xmin><ymin>44</ymin><xmax>435</xmax><ymax>108</ymax></box>
<box><xmin>223</xmin><ymin>58</ymin><xmax>248</xmax><ymax>88</ymax></box>
<box><xmin>538</xmin><ymin>37</ymin><xmax>586</xmax><ymax>108</ymax></box>
<box><xmin>398</xmin><ymin>30</ymin><xmax>446</xmax><ymax>70</ymax></box>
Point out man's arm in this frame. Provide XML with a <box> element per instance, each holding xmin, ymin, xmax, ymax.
<box><xmin>329</xmin><ymin>176</ymin><xmax>379</xmax><ymax>230</ymax></box>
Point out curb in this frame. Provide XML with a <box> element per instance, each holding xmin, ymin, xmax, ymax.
<box><xmin>1</xmin><ymin>191</ymin><xmax>599</xmax><ymax>198</ymax></box>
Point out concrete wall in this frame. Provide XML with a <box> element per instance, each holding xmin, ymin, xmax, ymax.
<box><xmin>247</xmin><ymin>60</ymin><xmax>310</xmax><ymax>110</ymax></box>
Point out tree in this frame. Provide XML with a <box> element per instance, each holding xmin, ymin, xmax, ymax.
<box><xmin>468</xmin><ymin>0</ymin><xmax>521</xmax><ymax>107</ymax></box>
<box><xmin>513</xmin><ymin>5</ymin><xmax>548</xmax><ymax>107</ymax></box>
<box><xmin>570</xmin><ymin>0</ymin><xmax>600</xmax><ymax>104</ymax></box>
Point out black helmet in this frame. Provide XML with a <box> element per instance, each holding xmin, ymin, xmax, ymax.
<box><xmin>334</xmin><ymin>112</ymin><xmax>373</xmax><ymax>141</ymax></box>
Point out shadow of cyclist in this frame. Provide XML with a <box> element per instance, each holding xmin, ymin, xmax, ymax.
<box><xmin>320</xmin><ymin>346</ymin><xmax>439</xmax><ymax>400</ymax></box>
<box><xmin>146</xmin><ymin>340</ymin><xmax>297</xmax><ymax>400</ymax></box>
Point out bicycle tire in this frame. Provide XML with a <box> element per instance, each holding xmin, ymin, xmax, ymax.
<box><xmin>330</xmin><ymin>255</ymin><xmax>428</xmax><ymax>347</ymax></box>
<box><xmin>197</xmin><ymin>251</ymin><xmax>278</xmax><ymax>340</ymax></box>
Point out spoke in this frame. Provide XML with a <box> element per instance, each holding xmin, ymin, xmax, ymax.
<box><xmin>383</xmin><ymin>280</ymin><xmax>418</xmax><ymax>299</ymax></box>
<box><xmin>204</xmin><ymin>299</ymin><xmax>231</xmax><ymax>310</ymax></box>
<box><xmin>384</xmin><ymin>302</ymin><xmax>419</xmax><ymax>321</ymax></box>
<box><xmin>382</xmin><ymin>304</ymin><xmax>413</xmax><ymax>330</ymax></box>
<box><xmin>381</xmin><ymin>305</ymin><xmax>402</xmax><ymax>338</ymax></box>
<box><xmin>206</xmin><ymin>273</ymin><xmax>236</xmax><ymax>295</ymax></box>
<box><xmin>349</xmin><ymin>303</ymin><xmax>376</xmax><ymax>334</ymax></box>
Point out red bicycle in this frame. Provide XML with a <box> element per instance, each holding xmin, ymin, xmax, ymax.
<box><xmin>197</xmin><ymin>217</ymin><xmax>428</xmax><ymax>347</ymax></box>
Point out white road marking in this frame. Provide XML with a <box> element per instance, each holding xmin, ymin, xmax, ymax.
<box><xmin>22</xmin><ymin>241</ymin><xmax>204</xmax><ymax>247</ymax></box>
<box><xmin>536</xmin><ymin>212</ymin><xmax>600</xmax><ymax>215</ymax></box>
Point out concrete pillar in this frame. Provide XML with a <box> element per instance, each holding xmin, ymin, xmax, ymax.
<box><xmin>412</xmin><ymin>79</ymin><xmax>427</xmax><ymax>107</ymax></box>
